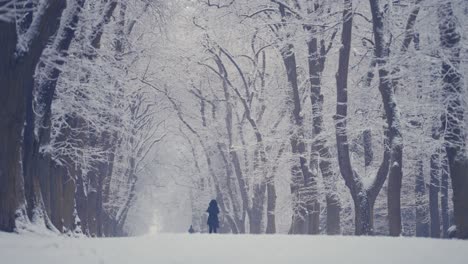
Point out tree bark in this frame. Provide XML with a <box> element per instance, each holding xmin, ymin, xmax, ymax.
<box><xmin>430</xmin><ymin>153</ymin><xmax>441</xmax><ymax>238</ymax></box>
<box><xmin>0</xmin><ymin>0</ymin><xmax>67</xmax><ymax>232</ymax></box>
<box><xmin>415</xmin><ymin>160</ymin><xmax>429</xmax><ymax>237</ymax></box>
<box><xmin>265</xmin><ymin>179</ymin><xmax>277</xmax><ymax>234</ymax></box>
<box><xmin>440</xmin><ymin>155</ymin><xmax>450</xmax><ymax>237</ymax></box>
<box><xmin>363</xmin><ymin>129</ymin><xmax>373</xmax><ymax>168</ymax></box>
<box><xmin>0</xmin><ymin>21</ymin><xmax>25</xmax><ymax>232</ymax></box>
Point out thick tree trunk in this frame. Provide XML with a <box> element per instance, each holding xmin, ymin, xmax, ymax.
<box><xmin>265</xmin><ymin>179</ymin><xmax>276</xmax><ymax>234</ymax></box>
<box><xmin>449</xmin><ymin>159</ymin><xmax>468</xmax><ymax>239</ymax></box>
<box><xmin>250</xmin><ymin>182</ymin><xmax>267</xmax><ymax>234</ymax></box>
<box><xmin>305</xmin><ymin>154</ymin><xmax>320</xmax><ymax>234</ymax></box>
<box><xmin>0</xmin><ymin>0</ymin><xmax>67</xmax><ymax>232</ymax></box>
<box><xmin>0</xmin><ymin>29</ymin><xmax>26</xmax><ymax>229</ymax></box>
<box><xmin>353</xmin><ymin>192</ymin><xmax>375</xmax><ymax>235</ymax></box>
<box><xmin>75</xmin><ymin>167</ymin><xmax>88</xmax><ymax>234</ymax></box>
<box><xmin>325</xmin><ymin>194</ymin><xmax>341</xmax><ymax>235</ymax></box>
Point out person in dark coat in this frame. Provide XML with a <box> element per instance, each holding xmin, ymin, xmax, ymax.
<box><xmin>188</xmin><ymin>225</ymin><xmax>195</xmax><ymax>234</ymax></box>
<box><xmin>206</xmin><ymin>199</ymin><xmax>219</xmax><ymax>234</ymax></box>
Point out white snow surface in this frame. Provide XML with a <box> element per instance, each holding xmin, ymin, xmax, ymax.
<box><xmin>1</xmin><ymin>232</ymin><xmax>468</xmax><ymax>264</ymax></box>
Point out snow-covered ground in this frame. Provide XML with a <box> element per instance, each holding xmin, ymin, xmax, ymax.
<box><xmin>1</xmin><ymin>232</ymin><xmax>467</xmax><ymax>264</ymax></box>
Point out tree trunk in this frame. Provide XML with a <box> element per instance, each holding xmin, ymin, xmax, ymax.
<box><xmin>275</xmin><ymin>3</ymin><xmax>311</xmax><ymax>234</ymax></box>
<box><xmin>51</xmin><ymin>0</ymin><xmax>119</xmax><ymax>236</ymax></box>
<box><xmin>318</xmin><ymin>140</ymin><xmax>341</xmax><ymax>235</ymax></box>
<box><xmin>353</xmin><ymin>191</ymin><xmax>375</xmax><ymax>235</ymax></box>
<box><xmin>217</xmin><ymin>60</ymin><xmax>246</xmax><ymax>233</ymax></box>
<box><xmin>325</xmin><ymin>194</ymin><xmax>341</xmax><ymax>235</ymax></box>
<box><xmin>306</xmin><ymin>155</ymin><xmax>320</xmax><ymax>234</ymax></box>
<box><xmin>449</xmin><ymin>159</ymin><xmax>468</xmax><ymax>239</ymax></box>
<box><xmin>265</xmin><ymin>143</ymin><xmax>285</xmax><ymax>234</ymax></box>
<box><xmin>281</xmin><ymin>41</ymin><xmax>308</xmax><ymax>234</ymax></box>
<box><xmin>217</xmin><ymin>143</ymin><xmax>242</xmax><ymax>234</ymax></box>
<box><xmin>0</xmin><ymin>0</ymin><xmax>67</xmax><ymax>232</ymax></box>
<box><xmin>250</xmin><ymin>182</ymin><xmax>267</xmax><ymax>234</ymax></box>
<box><xmin>363</xmin><ymin>129</ymin><xmax>373</xmax><ymax>168</ymax></box>
<box><xmin>306</xmin><ymin>18</ymin><xmax>340</xmax><ymax>235</ymax></box>
<box><xmin>430</xmin><ymin>153</ymin><xmax>441</xmax><ymax>238</ymax></box>
<box><xmin>334</xmin><ymin>0</ymin><xmax>390</xmax><ymax>236</ymax></box>
<box><xmin>29</xmin><ymin>0</ymin><xmax>86</xmax><ymax>234</ymax></box>
<box><xmin>415</xmin><ymin>160</ymin><xmax>429</xmax><ymax>237</ymax></box>
<box><xmin>265</xmin><ymin>179</ymin><xmax>276</xmax><ymax>234</ymax></box>
<box><xmin>440</xmin><ymin>155</ymin><xmax>450</xmax><ymax>238</ymax></box>
<box><xmin>369</xmin><ymin>0</ymin><xmax>404</xmax><ymax>236</ymax></box>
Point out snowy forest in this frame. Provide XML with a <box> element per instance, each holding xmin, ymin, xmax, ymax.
<box><xmin>0</xmin><ymin>0</ymin><xmax>468</xmax><ymax>242</ymax></box>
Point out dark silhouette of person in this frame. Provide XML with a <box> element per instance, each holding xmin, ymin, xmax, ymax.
<box><xmin>206</xmin><ymin>199</ymin><xmax>219</xmax><ymax>234</ymax></box>
<box><xmin>188</xmin><ymin>225</ymin><xmax>195</xmax><ymax>234</ymax></box>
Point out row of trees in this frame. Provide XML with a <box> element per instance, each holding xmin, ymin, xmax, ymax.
<box><xmin>0</xmin><ymin>0</ymin><xmax>466</xmax><ymax>239</ymax></box>
<box><xmin>0</xmin><ymin>0</ymin><xmax>165</xmax><ymax>236</ymax></box>
<box><xmin>149</xmin><ymin>0</ymin><xmax>467</xmax><ymax>238</ymax></box>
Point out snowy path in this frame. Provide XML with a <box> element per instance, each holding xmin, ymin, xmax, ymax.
<box><xmin>1</xmin><ymin>232</ymin><xmax>467</xmax><ymax>264</ymax></box>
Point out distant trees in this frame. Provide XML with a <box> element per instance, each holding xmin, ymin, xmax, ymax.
<box><xmin>161</xmin><ymin>0</ymin><xmax>467</xmax><ymax>238</ymax></box>
<box><xmin>438</xmin><ymin>0</ymin><xmax>467</xmax><ymax>239</ymax></box>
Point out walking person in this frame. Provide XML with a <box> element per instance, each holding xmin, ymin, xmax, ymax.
<box><xmin>188</xmin><ymin>225</ymin><xmax>195</xmax><ymax>234</ymax></box>
<box><xmin>206</xmin><ymin>199</ymin><xmax>219</xmax><ymax>234</ymax></box>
